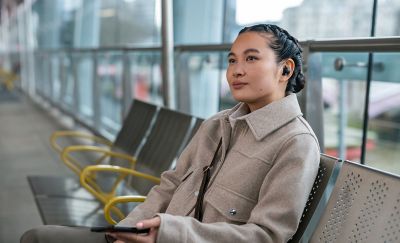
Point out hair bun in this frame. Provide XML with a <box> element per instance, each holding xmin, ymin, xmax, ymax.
<box><xmin>293</xmin><ymin>72</ymin><xmax>305</xmax><ymax>93</ymax></box>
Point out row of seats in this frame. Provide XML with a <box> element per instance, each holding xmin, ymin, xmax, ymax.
<box><xmin>28</xmin><ymin>99</ymin><xmax>203</xmax><ymax>226</ymax></box>
<box><xmin>27</xmin><ymin>99</ymin><xmax>400</xmax><ymax>242</ymax></box>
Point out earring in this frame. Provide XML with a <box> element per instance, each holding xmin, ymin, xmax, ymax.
<box><xmin>282</xmin><ymin>66</ymin><xmax>290</xmax><ymax>76</ymax></box>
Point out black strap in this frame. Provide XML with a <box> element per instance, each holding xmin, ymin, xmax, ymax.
<box><xmin>194</xmin><ymin>139</ymin><xmax>222</xmax><ymax>222</ymax></box>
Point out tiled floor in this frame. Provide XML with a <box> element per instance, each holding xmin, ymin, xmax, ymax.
<box><xmin>0</xmin><ymin>90</ymin><xmax>73</xmax><ymax>242</ymax></box>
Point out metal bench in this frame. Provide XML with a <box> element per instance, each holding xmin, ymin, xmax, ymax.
<box><xmin>289</xmin><ymin>154</ymin><xmax>341</xmax><ymax>242</ymax></box>
<box><xmin>309</xmin><ymin>159</ymin><xmax>400</xmax><ymax>242</ymax></box>
<box><xmin>28</xmin><ymin>106</ymin><xmax>202</xmax><ymax>226</ymax></box>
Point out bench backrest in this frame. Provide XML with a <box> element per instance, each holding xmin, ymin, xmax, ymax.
<box><xmin>113</xmin><ymin>99</ymin><xmax>158</xmax><ymax>155</ymax></box>
<box><xmin>310</xmin><ymin>160</ymin><xmax>400</xmax><ymax>242</ymax></box>
<box><xmin>289</xmin><ymin>153</ymin><xmax>341</xmax><ymax>242</ymax></box>
<box><xmin>130</xmin><ymin>107</ymin><xmax>194</xmax><ymax>195</ymax></box>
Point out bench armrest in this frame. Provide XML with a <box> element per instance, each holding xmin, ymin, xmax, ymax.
<box><xmin>80</xmin><ymin>164</ymin><xmax>160</xmax><ymax>205</ymax></box>
<box><xmin>50</xmin><ymin>130</ymin><xmax>113</xmax><ymax>153</ymax></box>
<box><xmin>104</xmin><ymin>195</ymin><xmax>147</xmax><ymax>225</ymax></box>
<box><xmin>61</xmin><ymin>145</ymin><xmax>137</xmax><ymax>176</ymax></box>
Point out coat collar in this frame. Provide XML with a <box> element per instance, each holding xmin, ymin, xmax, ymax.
<box><xmin>225</xmin><ymin>94</ymin><xmax>303</xmax><ymax>141</ymax></box>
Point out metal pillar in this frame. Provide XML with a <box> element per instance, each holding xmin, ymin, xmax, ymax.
<box><xmin>161</xmin><ymin>0</ymin><xmax>176</xmax><ymax>108</ymax></box>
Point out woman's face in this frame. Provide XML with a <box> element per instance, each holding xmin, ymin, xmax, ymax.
<box><xmin>226</xmin><ymin>31</ymin><xmax>287</xmax><ymax>111</ymax></box>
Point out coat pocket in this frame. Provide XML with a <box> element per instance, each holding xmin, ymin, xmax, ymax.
<box><xmin>181</xmin><ymin>169</ymin><xmax>194</xmax><ymax>182</ymax></box>
<box><xmin>172</xmin><ymin>167</ymin><xmax>196</xmax><ymax>195</ymax></box>
<box><xmin>205</xmin><ymin>183</ymin><xmax>256</xmax><ymax>224</ymax></box>
<box><xmin>166</xmin><ymin>166</ymin><xmax>203</xmax><ymax>215</ymax></box>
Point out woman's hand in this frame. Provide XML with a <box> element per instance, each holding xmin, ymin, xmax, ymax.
<box><xmin>107</xmin><ymin>216</ymin><xmax>161</xmax><ymax>243</ymax></box>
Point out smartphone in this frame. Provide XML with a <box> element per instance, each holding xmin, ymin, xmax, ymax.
<box><xmin>90</xmin><ymin>225</ymin><xmax>150</xmax><ymax>234</ymax></box>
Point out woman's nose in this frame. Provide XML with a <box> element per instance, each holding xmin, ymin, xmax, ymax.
<box><xmin>232</xmin><ymin>64</ymin><xmax>245</xmax><ymax>77</ymax></box>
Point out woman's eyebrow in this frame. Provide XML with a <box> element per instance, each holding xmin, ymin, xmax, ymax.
<box><xmin>228</xmin><ymin>48</ymin><xmax>260</xmax><ymax>58</ymax></box>
<box><xmin>243</xmin><ymin>48</ymin><xmax>260</xmax><ymax>55</ymax></box>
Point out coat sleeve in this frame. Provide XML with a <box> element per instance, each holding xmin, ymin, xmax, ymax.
<box><xmin>117</xmin><ymin>123</ymin><xmax>204</xmax><ymax>227</ymax></box>
<box><xmin>155</xmin><ymin>133</ymin><xmax>320</xmax><ymax>243</ymax></box>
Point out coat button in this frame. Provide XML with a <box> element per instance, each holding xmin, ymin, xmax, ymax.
<box><xmin>229</xmin><ymin>209</ymin><xmax>237</xmax><ymax>215</ymax></box>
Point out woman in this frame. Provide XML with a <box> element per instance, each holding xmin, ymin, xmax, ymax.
<box><xmin>21</xmin><ymin>24</ymin><xmax>320</xmax><ymax>243</ymax></box>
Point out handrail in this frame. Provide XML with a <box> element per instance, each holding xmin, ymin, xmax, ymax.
<box><xmin>26</xmin><ymin>36</ymin><xmax>400</xmax><ymax>54</ymax></box>
<box><xmin>302</xmin><ymin>36</ymin><xmax>400</xmax><ymax>52</ymax></box>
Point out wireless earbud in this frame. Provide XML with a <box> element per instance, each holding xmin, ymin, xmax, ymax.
<box><xmin>282</xmin><ymin>66</ymin><xmax>290</xmax><ymax>76</ymax></box>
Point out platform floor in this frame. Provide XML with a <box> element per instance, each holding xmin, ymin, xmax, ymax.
<box><xmin>0</xmin><ymin>89</ymin><xmax>73</xmax><ymax>242</ymax></box>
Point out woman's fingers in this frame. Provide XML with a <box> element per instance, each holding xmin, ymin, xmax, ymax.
<box><xmin>107</xmin><ymin>228</ymin><xmax>158</xmax><ymax>243</ymax></box>
<box><xmin>136</xmin><ymin>216</ymin><xmax>161</xmax><ymax>229</ymax></box>
<box><xmin>106</xmin><ymin>217</ymin><xmax>160</xmax><ymax>242</ymax></box>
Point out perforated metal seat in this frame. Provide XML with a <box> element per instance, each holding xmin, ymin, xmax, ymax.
<box><xmin>50</xmin><ymin>99</ymin><xmax>158</xmax><ymax>174</ymax></box>
<box><xmin>126</xmin><ymin>107</ymin><xmax>194</xmax><ymax>195</ymax></box>
<box><xmin>310</xmin><ymin>160</ymin><xmax>400</xmax><ymax>243</ymax></box>
<box><xmin>29</xmin><ymin>106</ymin><xmax>196</xmax><ymax>227</ymax></box>
<box><xmin>289</xmin><ymin>154</ymin><xmax>341</xmax><ymax>243</ymax></box>
<box><xmin>29</xmin><ymin>99</ymin><xmax>158</xmax><ymax>198</ymax></box>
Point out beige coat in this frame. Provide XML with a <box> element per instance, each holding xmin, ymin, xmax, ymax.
<box><xmin>119</xmin><ymin>94</ymin><xmax>320</xmax><ymax>243</ymax></box>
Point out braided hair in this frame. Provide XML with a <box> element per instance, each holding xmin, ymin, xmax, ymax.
<box><xmin>239</xmin><ymin>24</ymin><xmax>305</xmax><ymax>93</ymax></box>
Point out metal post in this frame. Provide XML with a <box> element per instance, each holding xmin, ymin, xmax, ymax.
<box><xmin>360</xmin><ymin>0</ymin><xmax>378</xmax><ymax>164</ymax></box>
<box><xmin>122</xmin><ymin>51</ymin><xmax>133</xmax><ymax>117</ymax></box>
<box><xmin>161</xmin><ymin>0</ymin><xmax>176</xmax><ymax>108</ymax></box>
<box><xmin>299</xmin><ymin>44</ymin><xmax>325</xmax><ymax>151</ymax></box>
<box><xmin>92</xmin><ymin>51</ymin><xmax>101</xmax><ymax>130</ymax></box>
<box><xmin>26</xmin><ymin>0</ymin><xmax>36</xmax><ymax>97</ymax></box>
<box><xmin>48</xmin><ymin>54</ymin><xmax>54</xmax><ymax>101</ymax></box>
<box><xmin>338</xmin><ymin>79</ymin><xmax>347</xmax><ymax>160</ymax></box>
<box><xmin>72</xmin><ymin>54</ymin><xmax>80</xmax><ymax>115</ymax></box>
<box><xmin>57</xmin><ymin>52</ymin><xmax>67</xmax><ymax>106</ymax></box>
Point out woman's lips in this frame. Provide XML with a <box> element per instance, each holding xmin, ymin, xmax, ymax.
<box><xmin>231</xmin><ymin>81</ymin><xmax>248</xmax><ymax>89</ymax></box>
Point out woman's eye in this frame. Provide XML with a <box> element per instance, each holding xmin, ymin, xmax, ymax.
<box><xmin>246</xmin><ymin>56</ymin><xmax>258</xmax><ymax>61</ymax></box>
<box><xmin>228</xmin><ymin>58</ymin><xmax>236</xmax><ymax>64</ymax></box>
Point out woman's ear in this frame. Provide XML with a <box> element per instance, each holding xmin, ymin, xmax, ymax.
<box><xmin>280</xmin><ymin>58</ymin><xmax>295</xmax><ymax>82</ymax></box>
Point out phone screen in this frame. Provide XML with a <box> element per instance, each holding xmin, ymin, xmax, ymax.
<box><xmin>90</xmin><ymin>226</ymin><xmax>150</xmax><ymax>234</ymax></box>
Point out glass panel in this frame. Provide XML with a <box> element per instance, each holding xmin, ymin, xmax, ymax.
<box><xmin>177</xmin><ymin>52</ymin><xmax>225</xmax><ymax>118</ymax></box>
<box><xmin>128</xmin><ymin>52</ymin><xmax>163</xmax><ymax>104</ymax></box>
<box><xmin>320</xmin><ymin>51</ymin><xmax>400</xmax><ymax>175</ymax></box>
<box><xmin>60</xmin><ymin>53</ymin><xmax>75</xmax><ymax>111</ymax></box>
<box><xmin>99</xmin><ymin>0</ymin><xmax>160</xmax><ymax>46</ymax></box>
<box><xmin>34</xmin><ymin>53</ymin><xmax>51</xmax><ymax>99</ymax></box>
<box><xmin>45</xmin><ymin>53</ymin><xmax>53</xmax><ymax>98</ymax></box>
<box><xmin>173</xmin><ymin>0</ymin><xmax>224</xmax><ymax>44</ymax></box>
<box><xmin>34</xmin><ymin>53</ymin><xmax>44</xmax><ymax>96</ymax></box>
<box><xmin>375</xmin><ymin>0</ymin><xmax>400</xmax><ymax>37</ymax></box>
<box><xmin>97</xmin><ymin>52</ymin><xmax>123</xmax><ymax>135</ymax></box>
<box><xmin>75</xmin><ymin>54</ymin><xmax>94</xmax><ymax>119</ymax></box>
<box><xmin>49</xmin><ymin>54</ymin><xmax>61</xmax><ymax>102</ymax></box>
<box><xmin>32</xmin><ymin>0</ymin><xmax>65</xmax><ymax>49</ymax></box>
<box><xmin>219</xmin><ymin>52</ymin><xmax>237</xmax><ymax>111</ymax></box>
<box><xmin>320</xmin><ymin>52</ymin><xmax>369</xmax><ymax>161</ymax></box>
<box><xmin>366</xmin><ymin>52</ymin><xmax>400</xmax><ymax>175</ymax></box>
<box><xmin>225</xmin><ymin>0</ymin><xmax>375</xmax><ymax>42</ymax></box>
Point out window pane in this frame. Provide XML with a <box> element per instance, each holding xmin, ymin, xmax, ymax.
<box><xmin>97</xmin><ymin>52</ymin><xmax>123</xmax><ymax>135</ymax></box>
<box><xmin>173</xmin><ymin>0</ymin><xmax>224</xmax><ymax>44</ymax></box>
<box><xmin>100</xmin><ymin>0</ymin><xmax>160</xmax><ymax>46</ymax></box>
<box><xmin>366</xmin><ymin>53</ymin><xmax>400</xmax><ymax>175</ymax></box>
<box><xmin>225</xmin><ymin>0</ymin><xmax>380</xmax><ymax>42</ymax></box>
<box><xmin>321</xmin><ymin>52</ymin><xmax>369</xmax><ymax>161</ymax></box>
<box><xmin>375</xmin><ymin>0</ymin><xmax>400</xmax><ymax>36</ymax></box>
<box><xmin>75</xmin><ymin>54</ymin><xmax>94</xmax><ymax>119</ymax></box>
<box><xmin>176</xmin><ymin>52</ymin><xmax>225</xmax><ymax>118</ymax></box>
<box><xmin>128</xmin><ymin>52</ymin><xmax>163</xmax><ymax>105</ymax></box>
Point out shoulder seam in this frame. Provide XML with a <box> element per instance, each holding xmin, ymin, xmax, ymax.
<box><xmin>271</xmin><ymin>132</ymin><xmax>320</xmax><ymax>163</ymax></box>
